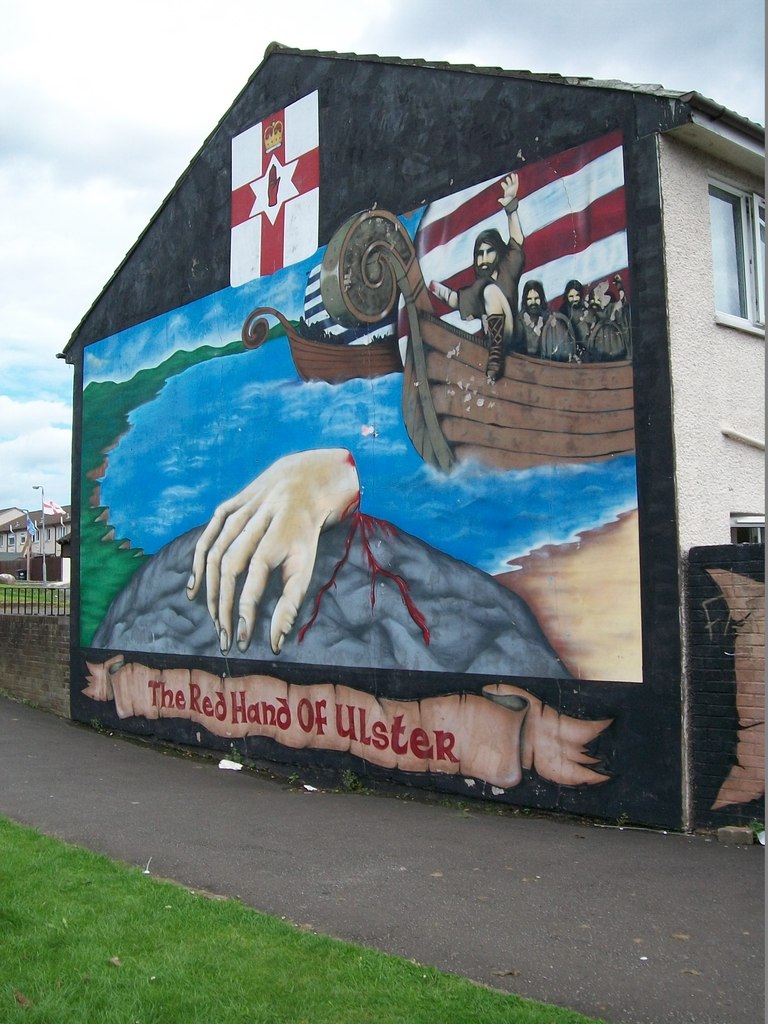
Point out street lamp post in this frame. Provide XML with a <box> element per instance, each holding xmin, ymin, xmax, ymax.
<box><xmin>33</xmin><ymin>485</ymin><xmax>46</xmax><ymax>584</ymax></box>
<box><xmin>24</xmin><ymin>514</ymin><xmax>31</xmax><ymax>583</ymax></box>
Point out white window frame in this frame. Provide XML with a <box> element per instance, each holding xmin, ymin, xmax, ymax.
<box><xmin>730</xmin><ymin>514</ymin><xmax>765</xmax><ymax>544</ymax></box>
<box><xmin>708</xmin><ymin>180</ymin><xmax>765</xmax><ymax>332</ymax></box>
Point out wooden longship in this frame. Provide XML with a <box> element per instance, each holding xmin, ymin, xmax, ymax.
<box><xmin>320</xmin><ymin>209</ymin><xmax>635</xmax><ymax>472</ymax></box>
<box><xmin>404</xmin><ymin>311</ymin><xmax>634</xmax><ymax>471</ymax></box>
<box><xmin>241</xmin><ymin>306</ymin><xmax>402</xmax><ymax>385</ymax></box>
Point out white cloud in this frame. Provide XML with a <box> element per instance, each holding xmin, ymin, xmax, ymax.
<box><xmin>0</xmin><ymin>431</ymin><xmax>72</xmax><ymax>512</ymax></box>
<box><xmin>0</xmin><ymin>396</ymin><xmax>70</xmax><ymax>438</ymax></box>
<box><xmin>0</xmin><ymin>396</ymin><xmax>71</xmax><ymax>505</ymax></box>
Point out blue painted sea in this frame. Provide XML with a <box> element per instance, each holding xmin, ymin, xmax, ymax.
<box><xmin>95</xmin><ymin>340</ymin><xmax>636</xmax><ymax>576</ymax></box>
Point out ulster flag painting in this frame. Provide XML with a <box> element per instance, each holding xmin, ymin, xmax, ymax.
<box><xmin>230</xmin><ymin>91</ymin><xmax>320</xmax><ymax>286</ymax></box>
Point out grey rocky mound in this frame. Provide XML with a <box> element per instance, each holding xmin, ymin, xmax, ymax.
<box><xmin>94</xmin><ymin>517</ymin><xmax>569</xmax><ymax>678</ymax></box>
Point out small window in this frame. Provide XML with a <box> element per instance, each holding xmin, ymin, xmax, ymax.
<box><xmin>709</xmin><ymin>183</ymin><xmax>765</xmax><ymax>328</ymax></box>
<box><xmin>8</xmin><ymin>535</ymin><xmax>15</xmax><ymax>550</ymax></box>
<box><xmin>730</xmin><ymin>514</ymin><xmax>765</xmax><ymax>544</ymax></box>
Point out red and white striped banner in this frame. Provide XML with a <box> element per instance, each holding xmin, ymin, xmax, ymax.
<box><xmin>230</xmin><ymin>91</ymin><xmax>320</xmax><ymax>286</ymax></box>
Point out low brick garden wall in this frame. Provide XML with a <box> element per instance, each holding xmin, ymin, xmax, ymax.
<box><xmin>0</xmin><ymin>615</ymin><xmax>70</xmax><ymax>718</ymax></box>
<box><xmin>686</xmin><ymin>544</ymin><xmax>764</xmax><ymax>829</ymax></box>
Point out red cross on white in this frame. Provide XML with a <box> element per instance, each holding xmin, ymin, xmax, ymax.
<box><xmin>230</xmin><ymin>91</ymin><xmax>320</xmax><ymax>286</ymax></box>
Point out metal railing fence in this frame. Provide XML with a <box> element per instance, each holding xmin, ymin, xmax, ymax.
<box><xmin>0</xmin><ymin>586</ymin><xmax>70</xmax><ymax>616</ymax></box>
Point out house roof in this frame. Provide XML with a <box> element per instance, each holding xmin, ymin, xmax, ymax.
<box><xmin>257</xmin><ymin>44</ymin><xmax>764</xmax><ymax>140</ymax></box>
<box><xmin>0</xmin><ymin>507</ymin><xmax>72</xmax><ymax>533</ymax></box>
<box><xmin>63</xmin><ymin>43</ymin><xmax>764</xmax><ymax>358</ymax></box>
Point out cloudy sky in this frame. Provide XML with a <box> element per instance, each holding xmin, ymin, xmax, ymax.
<box><xmin>1</xmin><ymin>0</ymin><xmax>764</xmax><ymax>512</ymax></box>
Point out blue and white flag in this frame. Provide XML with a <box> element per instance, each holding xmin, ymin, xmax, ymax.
<box><xmin>304</xmin><ymin>266</ymin><xmax>397</xmax><ymax>345</ymax></box>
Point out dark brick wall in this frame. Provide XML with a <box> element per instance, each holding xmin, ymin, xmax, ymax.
<box><xmin>0</xmin><ymin>616</ymin><xmax>71</xmax><ymax>718</ymax></box>
<box><xmin>686</xmin><ymin>545</ymin><xmax>764</xmax><ymax>828</ymax></box>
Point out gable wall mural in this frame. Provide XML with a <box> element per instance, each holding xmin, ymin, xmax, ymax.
<box><xmin>69</xmin><ymin>53</ymin><xmax>685</xmax><ymax>827</ymax></box>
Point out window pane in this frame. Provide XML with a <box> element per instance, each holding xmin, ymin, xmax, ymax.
<box><xmin>709</xmin><ymin>186</ymin><xmax>747</xmax><ymax>317</ymax></box>
<box><xmin>754</xmin><ymin>198</ymin><xmax>765</xmax><ymax>323</ymax></box>
<box><xmin>731</xmin><ymin>525</ymin><xmax>766</xmax><ymax>544</ymax></box>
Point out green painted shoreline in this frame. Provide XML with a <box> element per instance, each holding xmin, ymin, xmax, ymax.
<box><xmin>79</xmin><ymin>330</ymin><xmax>286</xmax><ymax>643</ymax></box>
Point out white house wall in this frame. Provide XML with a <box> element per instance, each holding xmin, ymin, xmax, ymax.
<box><xmin>658</xmin><ymin>134</ymin><xmax>765</xmax><ymax>552</ymax></box>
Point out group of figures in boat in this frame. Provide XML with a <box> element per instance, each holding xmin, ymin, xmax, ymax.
<box><xmin>511</xmin><ymin>274</ymin><xmax>631</xmax><ymax>367</ymax></box>
<box><xmin>425</xmin><ymin>173</ymin><xmax>631</xmax><ymax>381</ymax></box>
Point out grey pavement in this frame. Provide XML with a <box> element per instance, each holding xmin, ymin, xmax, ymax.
<box><xmin>0</xmin><ymin>695</ymin><xmax>763</xmax><ymax>1024</ymax></box>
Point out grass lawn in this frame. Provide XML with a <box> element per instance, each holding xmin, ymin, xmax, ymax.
<box><xmin>0</xmin><ymin>584</ymin><xmax>70</xmax><ymax>614</ymax></box>
<box><xmin>0</xmin><ymin>817</ymin><xmax>606</xmax><ymax>1024</ymax></box>
<box><xmin>0</xmin><ymin>586</ymin><xmax>49</xmax><ymax>599</ymax></box>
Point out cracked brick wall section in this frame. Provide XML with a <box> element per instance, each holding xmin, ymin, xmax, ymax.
<box><xmin>686</xmin><ymin>544</ymin><xmax>764</xmax><ymax>829</ymax></box>
<box><xmin>0</xmin><ymin>616</ymin><xmax>70</xmax><ymax>718</ymax></box>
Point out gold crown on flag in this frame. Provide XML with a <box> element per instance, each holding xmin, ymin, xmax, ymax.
<box><xmin>264</xmin><ymin>120</ymin><xmax>283</xmax><ymax>152</ymax></box>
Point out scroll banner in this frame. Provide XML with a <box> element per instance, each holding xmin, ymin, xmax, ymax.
<box><xmin>84</xmin><ymin>660</ymin><xmax>611</xmax><ymax>791</ymax></box>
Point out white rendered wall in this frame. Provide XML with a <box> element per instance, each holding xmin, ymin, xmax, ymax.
<box><xmin>658</xmin><ymin>135</ymin><xmax>765</xmax><ymax>553</ymax></box>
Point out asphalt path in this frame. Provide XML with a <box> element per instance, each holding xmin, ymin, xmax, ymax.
<box><xmin>0</xmin><ymin>696</ymin><xmax>763</xmax><ymax>1023</ymax></box>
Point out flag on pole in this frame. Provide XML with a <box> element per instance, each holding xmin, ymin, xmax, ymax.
<box><xmin>43</xmin><ymin>499</ymin><xmax>65</xmax><ymax>516</ymax></box>
<box><xmin>401</xmin><ymin>130</ymin><xmax>629</xmax><ymax>345</ymax></box>
<box><xmin>230</xmin><ymin>90</ymin><xmax>320</xmax><ymax>286</ymax></box>
<box><xmin>25</xmin><ymin>513</ymin><xmax>37</xmax><ymax>538</ymax></box>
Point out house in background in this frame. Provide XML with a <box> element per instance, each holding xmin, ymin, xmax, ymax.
<box><xmin>0</xmin><ymin>507</ymin><xmax>23</xmax><ymax>528</ymax></box>
<box><xmin>656</xmin><ymin>107</ymin><xmax>764</xmax><ymax>827</ymax></box>
<box><xmin>62</xmin><ymin>46</ymin><xmax>763</xmax><ymax>830</ymax></box>
<box><xmin>659</xmin><ymin>102</ymin><xmax>764</xmax><ymax>549</ymax></box>
<box><xmin>0</xmin><ymin>506</ymin><xmax>72</xmax><ymax>583</ymax></box>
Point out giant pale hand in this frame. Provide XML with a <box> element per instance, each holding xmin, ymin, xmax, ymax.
<box><xmin>186</xmin><ymin>449</ymin><xmax>360</xmax><ymax>656</ymax></box>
